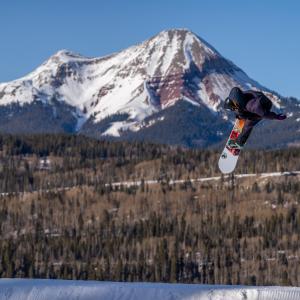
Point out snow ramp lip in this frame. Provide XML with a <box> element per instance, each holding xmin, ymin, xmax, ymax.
<box><xmin>1</xmin><ymin>279</ymin><xmax>300</xmax><ymax>300</ymax></box>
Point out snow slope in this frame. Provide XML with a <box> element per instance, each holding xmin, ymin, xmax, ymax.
<box><xmin>1</xmin><ymin>279</ymin><xmax>300</xmax><ymax>300</ymax></box>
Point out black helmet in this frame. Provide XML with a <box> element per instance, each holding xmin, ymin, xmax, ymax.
<box><xmin>224</xmin><ymin>87</ymin><xmax>244</xmax><ymax>111</ymax></box>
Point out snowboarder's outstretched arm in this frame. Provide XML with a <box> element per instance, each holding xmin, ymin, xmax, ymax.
<box><xmin>263</xmin><ymin>111</ymin><xmax>286</xmax><ymax>120</ymax></box>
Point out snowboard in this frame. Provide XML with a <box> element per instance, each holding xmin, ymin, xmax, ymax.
<box><xmin>218</xmin><ymin>118</ymin><xmax>245</xmax><ymax>174</ymax></box>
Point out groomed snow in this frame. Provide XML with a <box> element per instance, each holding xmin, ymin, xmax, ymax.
<box><xmin>1</xmin><ymin>279</ymin><xmax>300</xmax><ymax>300</ymax></box>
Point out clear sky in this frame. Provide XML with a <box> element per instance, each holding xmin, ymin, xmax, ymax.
<box><xmin>1</xmin><ymin>0</ymin><xmax>300</xmax><ymax>98</ymax></box>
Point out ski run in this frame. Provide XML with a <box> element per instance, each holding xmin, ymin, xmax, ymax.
<box><xmin>0</xmin><ymin>171</ymin><xmax>299</xmax><ymax>197</ymax></box>
<box><xmin>108</xmin><ymin>171</ymin><xmax>300</xmax><ymax>188</ymax></box>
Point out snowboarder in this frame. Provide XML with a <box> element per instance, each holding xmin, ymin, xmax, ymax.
<box><xmin>223</xmin><ymin>87</ymin><xmax>286</xmax><ymax>148</ymax></box>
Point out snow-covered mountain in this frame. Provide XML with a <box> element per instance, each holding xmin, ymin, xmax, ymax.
<box><xmin>0</xmin><ymin>29</ymin><xmax>298</xmax><ymax>147</ymax></box>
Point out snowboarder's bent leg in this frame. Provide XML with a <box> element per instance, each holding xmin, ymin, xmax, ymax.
<box><xmin>236</xmin><ymin>119</ymin><xmax>260</xmax><ymax>146</ymax></box>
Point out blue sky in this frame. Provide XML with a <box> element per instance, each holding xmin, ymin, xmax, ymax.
<box><xmin>1</xmin><ymin>0</ymin><xmax>300</xmax><ymax>97</ymax></box>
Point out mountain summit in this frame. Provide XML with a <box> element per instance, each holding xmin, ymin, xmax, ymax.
<box><xmin>0</xmin><ymin>29</ymin><xmax>297</xmax><ymax>147</ymax></box>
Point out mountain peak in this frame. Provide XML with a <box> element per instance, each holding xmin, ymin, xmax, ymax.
<box><xmin>48</xmin><ymin>49</ymin><xmax>89</xmax><ymax>63</ymax></box>
<box><xmin>152</xmin><ymin>28</ymin><xmax>218</xmax><ymax>54</ymax></box>
<box><xmin>150</xmin><ymin>28</ymin><xmax>199</xmax><ymax>45</ymax></box>
<box><xmin>54</xmin><ymin>49</ymin><xmax>77</xmax><ymax>57</ymax></box>
<box><xmin>159</xmin><ymin>28</ymin><xmax>193</xmax><ymax>35</ymax></box>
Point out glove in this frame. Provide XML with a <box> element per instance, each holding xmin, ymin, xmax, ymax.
<box><xmin>276</xmin><ymin>114</ymin><xmax>287</xmax><ymax>120</ymax></box>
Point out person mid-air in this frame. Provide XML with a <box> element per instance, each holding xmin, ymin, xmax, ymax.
<box><xmin>223</xmin><ymin>87</ymin><xmax>286</xmax><ymax>148</ymax></box>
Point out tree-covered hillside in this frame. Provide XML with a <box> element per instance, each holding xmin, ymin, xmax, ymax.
<box><xmin>0</xmin><ymin>134</ymin><xmax>299</xmax><ymax>286</ymax></box>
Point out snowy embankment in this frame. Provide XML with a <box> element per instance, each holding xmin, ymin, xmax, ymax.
<box><xmin>109</xmin><ymin>171</ymin><xmax>300</xmax><ymax>187</ymax></box>
<box><xmin>1</xmin><ymin>279</ymin><xmax>300</xmax><ymax>300</ymax></box>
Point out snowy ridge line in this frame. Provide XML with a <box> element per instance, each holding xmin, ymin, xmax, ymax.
<box><xmin>0</xmin><ymin>171</ymin><xmax>299</xmax><ymax>197</ymax></box>
<box><xmin>1</xmin><ymin>279</ymin><xmax>300</xmax><ymax>300</ymax></box>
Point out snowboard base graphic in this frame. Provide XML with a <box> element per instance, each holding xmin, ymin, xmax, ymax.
<box><xmin>218</xmin><ymin>118</ymin><xmax>245</xmax><ymax>174</ymax></box>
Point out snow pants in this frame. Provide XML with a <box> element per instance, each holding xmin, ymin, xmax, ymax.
<box><xmin>236</xmin><ymin>119</ymin><xmax>261</xmax><ymax>146</ymax></box>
